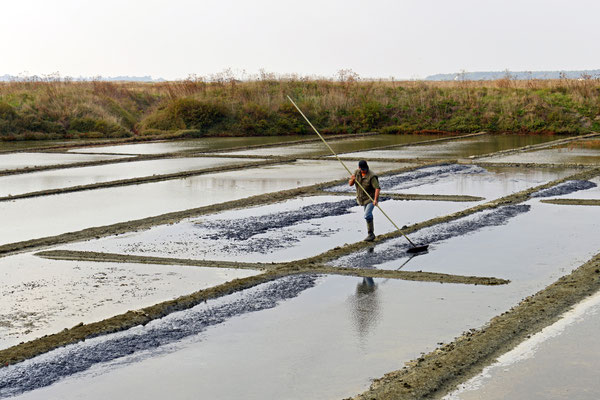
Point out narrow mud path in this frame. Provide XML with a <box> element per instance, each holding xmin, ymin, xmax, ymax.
<box><xmin>541</xmin><ymin>199</ymin><xmax>600</xmax><ymax>206</ymax></box>
<box><xmin>35</xmin><ymin>250</ymin><xmax>509</xmax><ymax>286</ymax></box>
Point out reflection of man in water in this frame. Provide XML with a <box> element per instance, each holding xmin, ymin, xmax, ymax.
<box><xmin>349</xmin><ymin>160</ymin><xmax>380</xmax><ymax>242</ymax></box>
<box><xmin>349</xmin><ymin>277</ymin><xmax>380</xmax><ymax>344</ymax></box>
<box><xmin>357</xmin><ymin>277</ymin><xmax>376</xmax><ymax>294</ymax></box>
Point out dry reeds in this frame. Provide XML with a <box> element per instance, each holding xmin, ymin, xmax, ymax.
<box><xmin>1</xmin><ymin>75</ymin><xmax>599</xmax><ymax>140</ymax></box>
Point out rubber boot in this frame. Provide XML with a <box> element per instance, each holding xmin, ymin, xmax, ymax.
<box><xmin>364</xmin><ymin>220</ymin><xmax>375</xmax><ymax>242</ymax></box>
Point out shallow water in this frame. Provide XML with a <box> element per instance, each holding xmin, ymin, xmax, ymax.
<box><xmin>218</xmin><ymin>134</ymin><xmax>446</xmax><ymax>157</ymax></box>
<box><xmin>326</xmin><ymin>164</ymin><xmax>577</xmax><ymax>199</ymax></box>
<box><xmin>483</xmin><ymin>144</ymin><xmax>600</xmax><ymax>165</ymax></box>
<box><xmin>341</xmin><ymin>134</ymin><xmax>564</xmax><ymax>160</ymax></box>
<box><xmin>0</xmin><ymin>252</ymin><xmax>259</xmax><ymax>349</ymax></box>
<box><xmin>68</xmin><ymin>136</ymin><xmax>306</xmax><ymax>154</ymax></box>
<box><xmin>66</xmin><ymin>195</ymin><xmax>471</xmax><ymax>263</ymax></box>
<box><xmin>447</xmin><ymin>289</ymin><xmax>600</xmax><ymax>400</ymax></box>
<box><xmin>2</xmin><ymin>275</ymin><xmax>513</xmax><ymax>400</ymax></box>
<box><xmin>0</xmin><ymin>153</ymin><xmax>132</xmax><ymax>171</ymax></box>
<box><xmin>0</xmin><ymin>157</ymin><xmax>262</xmax><ymax>197</ymax></box>
<box><xmin>332</xmin><ymin>201</ymin><xmax>600</xmax><ymax>289</ymax></box>
<box><xmin>0</xmin><ymin>160</ymin><xmax>406</xmax><ymax>246</ymax></box>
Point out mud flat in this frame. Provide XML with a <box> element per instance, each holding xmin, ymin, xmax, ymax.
<box><xmin>0</xmin><ymin>252</ymin><xmax>259</xmax><ymax>350</ymax></box>
<box><xmin>0</xmin><ymin>157</ymin><xmax>264</xmax><ymax>198</ymax></box>
<box><xmin>326</xmin><ymin>164</ymin><xmax>578</xmax><ymax>199</ymax></box>
<box><xmin>62</xmin><ymin>195</ymin><xmax>472</xmax><ymax>263</ymax></box>
<box><xmin>217</xmin><ymin>134</ymin><xmax>445</xmax><ymax>157</ymax></box>
<box><xmin>336</xmin><ymin>134</ymin><xmax>564</xmax><ymax>161</ymax></box>
<box><xmin>0</xmin><ymin>160</ymin><xmax>406</xmax><ymax>246</ymax></box>
<box><xmin>0</xmin><ymin>153</ymin><xmax>132</xmax><ymax>172</ymax></box>
<box><xmin>446</xmin><ymin>289</ymin><xmax>600</xmax><ymax>400</ymax></box>
<box><xmin>0</xmin><ymin>275</ymin><xmax>515</xmax><ymax>400</ymax></box>
<box><xmin>0</xmin><ymin>133</ymin><xmax>599</xmax><ymax>400</ymax></box>
<box><xmin>67</xmin><ymin>136</ymin><xmax>306</xmax><ymax>155</ymax></box>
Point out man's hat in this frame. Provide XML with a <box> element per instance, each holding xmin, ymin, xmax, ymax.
<box><xmin>358</xmin><ymin>160</ymin><xmax>369</xmax><ymax>171</ymax></box>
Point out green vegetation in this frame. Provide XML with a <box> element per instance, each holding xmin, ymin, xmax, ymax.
<box><xmin>1</xmin><ymin>77</ymin><xmax>599</xmax><ymax>141</ymax></box>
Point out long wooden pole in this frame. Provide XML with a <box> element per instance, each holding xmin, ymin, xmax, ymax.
<box><xmin>287</xmin><ymin>95</ymin><xmax>418</xmax><ymax>247</ymax></box>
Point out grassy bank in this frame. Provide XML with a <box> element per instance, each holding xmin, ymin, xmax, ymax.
<box><xmin>1</xmin><ymin>77</ymin><xmax>599</xmax><ymax>140</ymax></box>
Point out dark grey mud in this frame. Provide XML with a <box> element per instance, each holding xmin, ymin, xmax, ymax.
<box><xmin>0</xmin><ymin>275</ymin><xmax>318</xmax><ymax>398</ymax></box>
<box><xmin>331</xmin><ymin>204</ymin><xmax>531</xmax><ymax>269</ymax></box>
<box><xmin>199</xmin><ymin>199</ymin><xmax>357</xmax><ymax>241</ymax></box>
<box><xmin>530</xmin><ymin>180</ymin><xmax>597</xmax><ymax>198</ymax></box>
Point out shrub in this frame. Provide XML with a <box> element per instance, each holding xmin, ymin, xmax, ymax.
<box><xmin>352</xmin><ymin>101</ymin><xmax>385</xmax><ymax>129</ymax></box>
<box><xmin>70</xmin><ymin>117</ymin><xmax>125</xmax><ymax>135</ymax></box>
<box><xmin>141</xmin><ymin>98</ymin><xmax>226</xmax><ymax>132</ymax></box>
<box><xmin>0</xmin><ymin>102</ymin><xmax>19</xmax><ymax>134</ymax></box>
<box><xmin>172</xmin><ymin>98</ymin><xmax>225</xmax><ymax>129</ymax></box>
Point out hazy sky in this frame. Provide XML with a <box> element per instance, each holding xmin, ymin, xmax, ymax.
<box><xmin>1</xmin><ymin>0</ymin><xmax>599</xmax><ymax>80</ymax></box>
